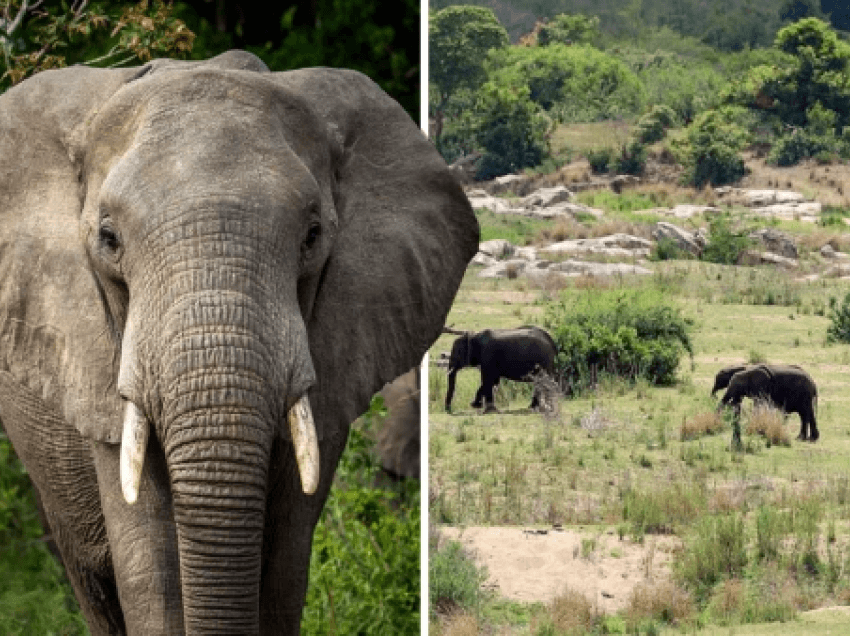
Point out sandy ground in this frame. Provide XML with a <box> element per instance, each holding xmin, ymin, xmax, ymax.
<box><xmin>438</xmin><ymin>525</ymin><xmax>680</xmax><ymax>613</ymax></box>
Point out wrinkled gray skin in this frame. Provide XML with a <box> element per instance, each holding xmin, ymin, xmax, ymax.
<box><xmin>445</xmin><ymin>326</ymin><xmax>557</xmax><ymax>413</ymax></box>
<box><xmin>375</xmin><ymin>367</ymin><xmax>420</xmax><ymax>480</ymax></box>
<box><xmin>0</xmin><ymin>51</ymin><xmax>478</xmax><ymax>635</ymax></box>
<box><xmin>716</xmin><ymin>364</ymin><xmax>819</xmax><ymax>442</ymax></box>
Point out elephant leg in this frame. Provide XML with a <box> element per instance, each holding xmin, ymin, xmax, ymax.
<box><xmin>480</xmin><ymin>375</ymin><xmax>499</xmax><ymax>413</ymax></box>
<box><xmin>260</xmin><ymin>434</ymin><xmax>347</xmax><ymax>634</ymax></box>
<box><xmin>470</xmin><ymin>385</ymin><xmax>485</xmax><ymax>408</ymax></box>
<box><xmin>0</xmin><ymin>381</ymin><xmax>124</xmax><ymax>634</ymax></box>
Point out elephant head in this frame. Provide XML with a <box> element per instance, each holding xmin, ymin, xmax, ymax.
<box><xmin>0</xmin><ymin>51</ymin><xmax>478</xmax><ymax>634</ymax></box>
<box><xmin>711</xmin><ymin>364</ymin><xmax>748</xmax><ymax>396</ymax></box>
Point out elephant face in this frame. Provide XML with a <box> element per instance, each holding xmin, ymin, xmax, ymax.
<box><xmin>711</xmin><ymin>365</ymin><xmax>748</xmax><ymax>396</ymax></box>
<box><xmin>0</xmin><ymin>51</ymin><xmax>478</xmax><ymax>634</ymax></box>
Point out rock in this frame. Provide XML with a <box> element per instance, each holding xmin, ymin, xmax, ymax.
<box><xmin>477</xmin><ymin>259</ymin><xmax>530</xmax><ymax>279</ymax></box>
<box><xmin>634</xmin><ymin>204</ymin><xmax>721</xmax><ymax>219</ymax></box>
<box><xmin>739</xmin><ymin>189</ymin><xmax>806</xmax><ymax>207</ymax></box>
<box><xmin>737</xmin><ymin>250</ymin><xmax>799</xmax><ymax>270</ymax></box>
<box><xmin>550</xmin><ymin>260</ymin><xmax>653</xmax><ymax>277</ymax></box>
<box><xmin>470</xmin><ymin>252</ymin><xmax>497</xmax><ymax>267</ymax></box>
<box><xmin>513</xmin><ymin>246</ymin><xmax>539</xmax><ymax>261</ymax></box>
<box><xmin>748</xmin><ymin>201</ymin><xmax>821</xmax><ymax>223</ymax></box>
<box><xmin>821</xmin><ymin>244</ymin><xmax>836</xmax><ymax>258</ymax></box>
<box><xmin>487</xmin><ymin>174</ymin><xmax>530</xmax><ymax>195</ymax></box>
<box><xmin>541</xmin><ymin>234</ymin><xmax>652</xmax><ymax>259</ymax></box>
<box><xmin>478</xmin><ymin>239</ymin><xmax>515</xmax><ymax>259</ymax></box>
<box><xmin>825</xmin><ymin>263</ymin><xmax>850</xmax><ymax>278</ymax></box>
<box><xmin>610</xmin><ymin>174</ymin><xmax>640</xmax><ymax>193</ymax></box>
<box><xmin>652</xmin><ymin>222</ymin><xmax>703</xmax><ymax>257</ymax></box>
<box><xmin>521</xmin><ymin>185</ymin><xmax>574</xmax><ymax>208</ymax></box>
<box><xmin>546</xmin><ymin>202</ymin><xmax>605</xmax><ymax>220</ymax></box>
<box><xmin>466</xmin><ymin>192</ymin><xmax>522</xmax><ymax>215</ymax></box>
<box><xmin>748</xmin><ymin>228</ymin><xmax>798</xmax><ymax>259</ymax></box>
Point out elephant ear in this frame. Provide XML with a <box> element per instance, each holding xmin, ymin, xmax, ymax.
<box><xmin>0</xmin><ymin>66</ymin><xmax>143</xmax><ymax>443</ymax></box>
<box><xmin>270</xmin><ymin>68</ymin><xmax>479</xmax><ymax>436</ymax></box>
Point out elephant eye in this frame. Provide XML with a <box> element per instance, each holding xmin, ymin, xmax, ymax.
<box><xmin>98</xmin><ymin>220</ymin><xmax>122</xmax><ymax>255</ymax></box>
<box><xmin>305</xmin><ymin>223</ymin><xmax>322</xmax><ymax>250</ymax></box>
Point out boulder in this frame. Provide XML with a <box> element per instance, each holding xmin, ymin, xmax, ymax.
<box><xmin>737</xmin><ymin>250</ymin><xmax>798</xmax><ymax>270</ymax></box>
<box><xmin>748</xmin><ymin>228</ymin><xmax>798</xmax><ymax>259</ymax></box>
<box><xmin>477</xmin><ymin>259</ymin><xmax>530</xmax><ymax>279</ymax></box>
<box><xmin>466</xmin><ymin>192</ymin><xmax>522</xmax><ymax>215</ymax></box>
<box><xmin>610</xmin><ymin>174</ymin><xmax>640</xmax><ymax>193</ymax></box>
<box><xmin>739</xmin><ymin>189</ymin><xmax>806</xmax><ymax>207</ymax></box>
<box><xmin>652</xmin><ymin>222</ymin><xmax>703</xmax><ymax>257</ymax></box>
<box><xmin>541</xmin><ymin>234</ymin><xmax>652</xmax><ymax>259</ymax></box>
<box><xmin>487</xmin><ymin>174</ymin><xmax>531</xmax><ymax>196</ymax></box>
<box><xmin>522</xmin><ymin>185</ymin><xmax>574</xmax><ymax>208</ymax></box>
<box><xmin>470</xmin><ymin>252</ymin><xmax>497</xmax><ymax>267</ymax></box>
<box><xmin>748</xmin><ymin>201</ymin><xmax>821</xmax><ymax>223</ymax></box>
<box><xmin>550</xmin><ymin>260</ymin><xmax>653</xmax><ymax>277</ymax></box>
<box><xmin>478</xmin><ymin>239</ymin><xmax>515</xmax><ymax>259</ymax></box>
<box><xmin>825</xmin><ymin>262</ymin><xmax>850</xmax><ymax>278</ymax></box>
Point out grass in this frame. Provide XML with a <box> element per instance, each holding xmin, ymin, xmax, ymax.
<box><xmin>429</xmin><ymin>201</ymin><xmax>850</xmax><ymax>632</ymax></box>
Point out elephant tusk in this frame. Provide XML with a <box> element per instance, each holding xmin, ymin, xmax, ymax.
<box><xmin>120</xmin><ymin>401</ymin><xmax>150</xmax><ymax>505</ymax></box>
<box><xmin>287</xmin><ymin>395</ymin><xmax>320</xmax><ymax>495</ymax></box>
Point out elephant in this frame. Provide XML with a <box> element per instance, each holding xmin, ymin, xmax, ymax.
<box><xmin>375</xmin><ymin>367</ymin><xmax>420</xmax><ymax>481</ymax></box>
<box><xmin>444</xmin><ymin>326</ymin><xmax>558</xmax><ymax>413</ymax></box>
<box><xmin>0</xmin><ymin>50</ymin><xmax>478</xmax><ymax>635</ymax></box>
<box><xmin>715</xmin><ymin>364</ymin><xmax>819</xmax><ymax>442</ymax></box>
<box><xmin>710</xmin><ymin>363</ymin><xmax>803</xmax><ymax>396</ymax></box>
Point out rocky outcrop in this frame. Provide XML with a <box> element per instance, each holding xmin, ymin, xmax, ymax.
<box><xmin>652</xmin><ymin>222</ymin><xmax>704</xmax><ymax>257</ymax></box>
<box><xmin>541</xmin><ymin>234</ymin><xmax>652</xmax><ymax>259</ymax></box>
<box><xmin>737</xmin><ymin>250</ymin><xmax>799</xmax><ymax>270</ymax></box>
<box><xmin>466</xmin><ymin>188</ymin><xmax>604</xmax><ymax>221</ymax></box>
<box><xmin>748</xmin><ymin>228</ymin><xmax>798</xmax><ymax>259</ymax></box>
<box><xmin>714</xmin><ymin>188</ymin><xmax>822</xmax><ymax>222</ymax></box>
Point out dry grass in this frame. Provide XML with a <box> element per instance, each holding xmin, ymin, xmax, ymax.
<box><xmin>746</xmin><ymin>403</ymin><xmax>792</xmax><ymax>447</ymax></box>
<box><xmin>626</xmin><ymin>580</ymin><xmax>694</xmax><ymax>628</ymax></box>
<box><xmin>548</xmin><ymin>587</ymin><xmax>600</xmax><ymax>633</ymax></box>
<box><xmin>433</xmin><ymin>612</ymin><xmax>480</xmax><ymax>636</ymax></box>
<box><xmin>708</xmin><ymin>577</ymin><xmax>745</xmax><ymax>622</ymax></box>
<box><xmin>680</xmin><ymin>411</ymin><xmax>725</xmax><ymax>440</ymax></box>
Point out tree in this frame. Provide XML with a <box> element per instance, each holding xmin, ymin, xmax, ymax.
<box><xmin>0</xmin><ymin>1</ymin><xmax>194</xmax><ymax>90</ymax></box>
<box><xmin>537</xmin><ymin>13</ymin><xmax>600</xmax><ymax>47</ymax></box>
<box><xmin>429</xmin><ymin>5</ymin><xmax>508</xmax><ymax>152</ymax></box>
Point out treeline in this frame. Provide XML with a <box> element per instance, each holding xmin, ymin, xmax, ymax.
<box><xmin>430</xmin><ymin>6</ymin><xmax>850</xmax><ymax>185</ymax></box>
<box><xmin>430</xmin><ymin>0</ymin><xmax>841</xmax><ymax>48</ymax></box>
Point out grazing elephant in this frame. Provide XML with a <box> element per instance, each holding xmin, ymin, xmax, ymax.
<box><xmin>716</xmin><ymin>364</ymin><xmax>819</xmax><ymax>442</ymax></box>
<box><xmin>0</xmin><ymin>51</ymin><xmax>478</xmax><ymax>635</ymax></box>
<box><xmin>444</xmin><ymin>326</ymin><xmax>558</xmax><ymax>413</ymax></box>
<box><xmin>375</xmin><ymin>367</ymin><xmax>420</xmax><ymax>481</ymax></box>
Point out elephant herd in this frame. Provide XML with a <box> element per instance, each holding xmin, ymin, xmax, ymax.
<box><xmin>441</xmin><ymin>329</ymin><xmax>820</xmax><ymax>445</ymax></box>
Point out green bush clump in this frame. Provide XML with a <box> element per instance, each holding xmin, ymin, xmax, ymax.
<box><xmin>827</xmin><ymin>292</ymin><xmax>850</xmax><ymax>343</ymax></box>
<box><xmin>544</xmin><ymin>289</ymin><xmax>693</xmax><ymax>395</ymax></box>
<box><xmin>700</xmin><ymin>214</ymin><xmax>752</xmax><ymax>265</ymax></box>
<box><xmin>429</xmin><ymin>538</ymin><xmax>488</xmax><ymax>618</ymax></box>
<box><xmin>585</xmin><ymin>147</ymin><xmax>614</xmax><ymax>174</ymax></box>
<box><xmin>675</xmin><ymin>514</ymin><xmax>748</xmax><ymax>604</ymax></box>
<box><xmin>683</xmin><ymin>107</ymin><xmax>749</xmax><ymax>187</ymax></box>
<box><xmin>614</xmin><ymin>140</ymin><xmax>648</xmax><ymax>175</ymax></box>
<box><xmin>635</xmin><ymin>104</ymin><xmax>678</xmax><ymax>144</ymax></box>
<box><xmin>301</xmin><ymin>396</ymin><xmax>420</xmax><ymax>634</ymax></box>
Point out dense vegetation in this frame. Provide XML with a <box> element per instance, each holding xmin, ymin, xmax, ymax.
<box><xmin>430</xmin><ymin>4</ymin><xmax>850</xmax><ymax>183</ymax></box>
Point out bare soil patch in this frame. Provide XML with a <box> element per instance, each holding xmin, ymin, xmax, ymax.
<box><xmin>439</xmin><ymin>525</ymin><xmax>679</xmax><ymax>613</ymax></box>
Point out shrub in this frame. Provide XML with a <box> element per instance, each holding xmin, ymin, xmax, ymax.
<box><xmin>746</xmin><ymin>403</ymin><xmax>791</xmax><ymax>447</ymax></box>
<box><xmin>544</xmin><ymin>288</ymin><xmax>693</xmax><ymax>394</ymax></box>
<box><xmin>586</xmin><ymin>146</ymin><xmax>614</xmax><ymax>173</ymax></box>
<box><xmin>680</xmin><ymin>411</ymin><xmax>724</xmax><ymax>440</ymax></box>
<box><xmin>683</xmin><ymin>108</ymin><xmax>749</xmax><ymax>187</ymax></box>
<box><xmin>700</xmin><ymin>214</ymin><xmax>752</xmax><ymax>265</ymax></box>
<box><xmin>429</xmin><ymin>537</ymin><xmax>488</xmax><ymax>617</ymax></box>
<box><xmin>635</xmin><ymin>104</ymin><xmax>678</xmax><ymax>144</ymax></box>
<box><xmin>827</xmin><ymin>292</ymin><xmax>850</xmax><ymax>343</ymax></box>
<box><xmin>675</xmin><ymin>514</ymin><xmax>748</xmax><ymax>603</ymax></box>
<box><xmin>614</xmin><ymin>139</ymin><xmax>647</xmax><ymax>175</ymax></box>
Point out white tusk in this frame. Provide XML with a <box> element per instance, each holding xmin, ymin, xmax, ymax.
<box><xmin>120</xmin><ymin>401</ymin><xmax>150</xmax><ymax>505</ymax></box>
<box><xmin>287</xmin><ymin>395</ymin><xmax>320</xmax><ymax>495</ymax></box>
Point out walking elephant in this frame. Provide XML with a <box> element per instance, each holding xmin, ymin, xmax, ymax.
<box><xmin>444</xmin><ymin>326</ymin><xmax>558</xmax><ymax>413</ymax></box>
<box><xmin>0</xmin><ymin>50</ymin><xmax>478</xmax><ymax>635</ymax></box>
<box><xmin>715</xmin><ymin>364</ymin><xmax>819</xmax><ymax>442</ymax></box>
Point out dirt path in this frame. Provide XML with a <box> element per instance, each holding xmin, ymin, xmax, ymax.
<box><xmin>438</xmin><ymin>525</ymin><xmax>680</xmax><ymax>613</ymax></box>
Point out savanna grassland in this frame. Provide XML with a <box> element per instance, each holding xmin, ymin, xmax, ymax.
<box><xmin>428</xmin><ymin>176</ymin><xmax>850</xmax><ymax>635</ymax></box>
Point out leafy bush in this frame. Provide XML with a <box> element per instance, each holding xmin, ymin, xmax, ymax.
<box><xmin>635</xmin><ymin>104</ymin><xmax>678</xmax><ymax>144</ymax></box>
<box><xmin>302</xmin><ymin>397</ymin><xmax>420</xmax><ymax>634</ymax></box>
<box><xmin>537</xmin><ymin>13</ymin><xmax>601</xmax><ymax>47</ymax></box>
<box><xmin>614</xmin><ymin>140</ymin><xmax>648</xmax><ymax>175</ymax></box>
<box><xmin>429</xmin><ymin>537</ymin><xmax>488</xmax><ymax>617</ymax></box>
<box><xmin>544</xmin><ymin>288</ymin><xmax>693</xmax><ymax>395</ymax></box>
<box><xmin>585</xmin><ymin>147</ymin><xmax>614</xmax><ymax>173</ymax></box>
<box><xmin>683</xmin><ymin>108</ymin><xmax>749</xmax><ymax>187</ymax></box>
<box><xmin>827</xmin><ymin>292</ymin><xmax>850</xmax><ymax>343</ymax></box>
<box><xmin>700</xmin><ymin>214</ymin><xmax>752</xmax><ymax>265</ymax></box>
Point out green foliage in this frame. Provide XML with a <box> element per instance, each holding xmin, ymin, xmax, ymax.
<box><xmin>622</xmin><ymin>481</ymin><xmax>707</xmax><ymax>539</ymax></box>
<box><xmin>0</xmin><ymin>431</ymin><xmax>86</xmax><ymax>634</ymax></box>
<box><xmin>586</xmin><ymin>147</ymin><xmax>614</xmax><ymax>174</ymax></box>
<box><xmin>683</xmin><ymin>107</ymin><xmax>749</xmax><ymax>187</ymax></box>
<box><xmin>472</xmin><ymin>82</ymin><xmax>549</xmax><ymax>180</ymax></box>
<box><xmin>1</xmin><ymin>1</ymin><xmax>195</xmax><ymax>89</ymax></box>
<box><xmin>302</xmin><ymin>396</ymin><xmax>420</xmax><ymax>634</ymax></box>
<box><xmin>537</xmin><ymin>13</ymin><xmax>601</xmax><ymax>47</ymax></box>
<box><xmin>429</xmin><ymin>538</ymin><xmax>488</xmax><ymax>618</ymax></box>
<box><xmin>635</xmin><ymin>104</ymin><xmax>677</xmax><ymax>144</ymax></box>
<box><xmin>826</xmin><ymin>292</ymin><xmax>850</xmax><ymax>343</ymax></box>
<box><xmin>700</xmin><ymin>214</ymin><xmax>752</xmax><ymax>265</ymax></box>
<box><xmin>544</xmin><ymin>288</ymin><xmax>693</xmax><ymax>395</ymax></box>
<box><xmin>487</xmin><ymin>44</ymin><xmax>645</xmax><ymax>122</ymax></box>
<box><xmin>675</xmin><ymin>514</ymin><xmax>748</xmax><ymax>603</ymax></box>
<box><xmin>613</xmin><ymin>139</ymin><xmax>647</xmax><ymax>175</ymax></box>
